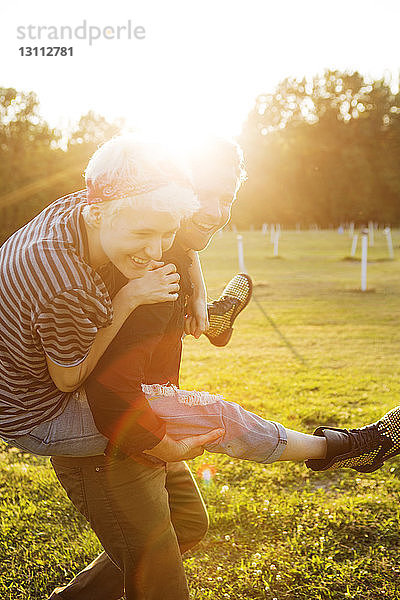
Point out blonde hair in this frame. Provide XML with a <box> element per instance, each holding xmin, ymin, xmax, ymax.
<box><xmin>83</xmin><ymin>184</ymin><xmax>198</xmax><ymax>227</ymax></box>
<box><xmin>82</xmin><ymin>135</ymin><xmax>199</xmax><ymax>224</ymax></box>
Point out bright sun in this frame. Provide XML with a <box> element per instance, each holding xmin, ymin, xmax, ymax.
<box><xmin>120</xmin><ymin>93</ymin><xmax>239</xmax><ymax>155</ymax></box>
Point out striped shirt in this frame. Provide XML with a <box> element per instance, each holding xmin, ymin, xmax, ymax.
<box><xmin>0</xmin><ymin>190</ymin><xmax>113</xmax><ymax>437</ymax></box>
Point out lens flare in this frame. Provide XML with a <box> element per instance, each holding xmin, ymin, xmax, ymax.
<box><xmin>197</xmin><ymin>463</ymin><xmax>217</xmax><ymax>484</ymax></box>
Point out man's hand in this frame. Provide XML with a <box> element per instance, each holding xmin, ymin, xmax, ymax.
<box><xmin>144</xmin><ymin>429</ymin><xmax>224</xmax><ymax>462</ymax></box>
<box><xmin>185</xmin><ymin>294</ymin><xmax>209</xmax><ymax>339</ymax></box>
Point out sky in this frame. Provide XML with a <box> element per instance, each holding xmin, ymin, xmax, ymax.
<box><xmin>1</xmin><ymin>0</ymin><xmax>399</xmax><ymax>143</ymax></box>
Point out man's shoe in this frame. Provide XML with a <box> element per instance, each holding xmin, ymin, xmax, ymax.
<box><xmin>306</xmin><ymin>406</ymin><xmax>400</xmax><ymax>473</ymax></box>
<box><xmin>206</xmin><ymin>273</ymin><xmax>253</xmax><ymax>347</ymax></box>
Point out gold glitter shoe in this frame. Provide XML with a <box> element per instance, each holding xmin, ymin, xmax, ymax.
<box><xmin>206</xmin><ymin>273</ymin><xmax>252</xmax><ymax>347</ymax></box>
<box><xmin>306</xmin><ymin>406</ymin><xmax>400</xmax><ymax>473</ymax></box>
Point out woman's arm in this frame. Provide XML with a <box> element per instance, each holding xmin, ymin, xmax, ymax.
<box><xmin>184</xmin><ymin>250</ymin><xmax>209</xmax><ymax>339</ymax></box>
<box><xmin>46</xmin><ymin>264</ymin><xmax>180</xmax><ymax>392</ymax></box>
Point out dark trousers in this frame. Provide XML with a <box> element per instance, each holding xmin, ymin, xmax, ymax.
<box><xmin>49</xmin><ymin>456</ymin><xmax>208</xmax><ymax>600</ymax></box>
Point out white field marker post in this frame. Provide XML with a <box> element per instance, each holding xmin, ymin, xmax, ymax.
<box><xmin>368</xmin><ymin>221</ymin><xmax>374</xmax><ymax>246</ymax></box>
<box><xmin>384</xmin><ymin>227</ymin><xmax>394</xmax><ymax>259</ymax></box>
<box><xmin>273</xmin><ymin>229</ymin><xmax>280</xmax><ymax>257</ymax></box>
<box><xmin>270</xmin><ymin>224</ymin><xmax>275</xmax><ymax>243</ymax></box>
<box><xmin>262</xmin><ymin>223</ymin><xmax>268</xmax><ymax>235</ymax></box>
<box><xmin>237</xmin><ymin>234</ymin><xmax>246</xmax><ymax>272</ymax></box>
<box><xmin>361</xmin><ymin>229</ymin><xmax>368</xmax><ymax>291</ymax></box>
<box><xmin>349</xmin><ymin>222</ymin><xmax>354</xmax><ymax>238</ymax></box>
<box><xmin>350</xmin><ymin>233</ymin><xmax>358</xmax><ymax>257</ymax></box>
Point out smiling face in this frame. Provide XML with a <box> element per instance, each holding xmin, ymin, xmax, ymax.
<box><xmin>88</xmin><ymin>185</ymin><xmax>196</xmax><ymax>278</ymax></box>
<box><xmin>99</xmin><ymin>206</ymin><xmax>179</xmax><ymax>278</ymax></box>
<box><xmin>177</xmin><ymin>162</ymin><xmax>238</xmax><ymax>251</ymax></box>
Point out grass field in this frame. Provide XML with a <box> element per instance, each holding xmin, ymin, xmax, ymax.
<box><xmin>1</xmin><ymin>229</ymin><xmax>400</xmax><ymax>600</ymax></box>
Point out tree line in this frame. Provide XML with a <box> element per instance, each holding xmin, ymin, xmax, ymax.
<box><xmin>234</xmin><ymin>70</ymin><xmax>400</xmax><ymax>228</ymax></box>
<box><xmin>1</xmin><ymin>69</ymin><xmax>400</xmax><ymax>242</ymax></box>
<box><xmin>0</xmin><ymin>88</ymin><xmax>121</xmax><ymax>243</ymax></box>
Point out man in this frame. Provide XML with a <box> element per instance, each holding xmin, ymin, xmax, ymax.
<box><xmin>181</xmin><ymin>140</ymin><xmax>251</xmax><ymax>347</ymax></box>
<box><xmin>49</xmin><ymin>136</ymin><xmax>341</xmax><ymax>599</ymax></box>
<box><xmin>48</xmin><ymin>138</ymin><xmax>248</xmax><ymax>600</ymax></box>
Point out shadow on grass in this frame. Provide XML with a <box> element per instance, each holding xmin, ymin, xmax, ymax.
<box><xmin>342</xmin><ymin>256</ymin><xmax>394</xmax><ymax>263</ymax></box>
<box><xmin>341</xmin><ymin>288</ymin><xmax>376</xmax><ymax>294</ymax></box>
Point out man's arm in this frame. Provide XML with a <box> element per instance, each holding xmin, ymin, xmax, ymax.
<box><xmin>86</xmin><ymin>296</ymin><xmax>224</xmax><ymax>461</ymax></box>
<box><xmin>45</xmin><ymin>264</ymin><xmax>180</xmax><ymax>392</ymax></box>
<box><xmin>85</xmin><ymin>303</ymin><xmax>174</xmax><ymax>456</ymax></box>
<box><xmin>184</xmin><ymin>250</ymin><xmax>209</xmax><ymax>338</ymax></box>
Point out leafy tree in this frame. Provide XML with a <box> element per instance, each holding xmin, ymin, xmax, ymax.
<box><xmin>236</xmin><ymin>70</ymin><xmax>400</xmax><ymax>228</ymax></box>
<box><xmin>0</xmin><ymin>87</ymin><xmax>59</xmax><ymax>192</ymax></box>
<box><xmin>68</xmin><ymin>110</ymin><xmax>123</xmax><ymax>148</ymax></box>
<box><xmin>2</xmin><ymin>73</ymin><xmax>400</xmax><ymax>243</ymax></box>
<box><xmin>0</xmin><ymin>93</ymin><xmax>121</xmax><ymax>242</ymax></box>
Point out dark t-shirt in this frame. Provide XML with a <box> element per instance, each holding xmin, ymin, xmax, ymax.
<box><xmin>85</xmin><ymin>243</ymin><xmax>192</xmax><ymax>457</ymax></box>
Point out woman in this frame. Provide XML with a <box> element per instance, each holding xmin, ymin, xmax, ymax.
<box><xmin>0</xmin><ymin>135</ymin><xmax>221</xmax><ymax>459</ymax></box>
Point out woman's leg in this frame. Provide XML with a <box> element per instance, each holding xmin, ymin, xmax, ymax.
<box><xmin>5</xmin><ymin>381</ymin><xmax>328</xmax><ymax>463</ymax></box>
<box><xmin>278</xmin><ymin>429</ymin><xmax>327</xmax><ymax>461</ymax></box>
<box><xmin>145</xmin><ymin>384</ymin><xmax>328</xmax><ymax>464</ymax></box>
<box><xmin>3</xmin><ymin>388</ymin><xmax>108</xmax><ymax>457</ymax></box>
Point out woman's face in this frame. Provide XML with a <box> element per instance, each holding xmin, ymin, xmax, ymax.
<box><xmin>97</xmin><ymin>194</ymin><xmax>183</xmax><ymax>279</ymax></box>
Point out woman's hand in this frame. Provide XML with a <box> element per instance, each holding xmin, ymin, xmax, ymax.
<box><xmin>184</xmin><ymin>294</ymin><xmax>209</xmax><ymax>339</ymax></box>
<box><xmin>144</xmin><ymin>429</ymin><xmax>224</xmax><ymax>462</ymax></box>
<box><xmin>117</xmin><ymin>263</ymin><xmax>180</xmax><ymax>310</ymax></box>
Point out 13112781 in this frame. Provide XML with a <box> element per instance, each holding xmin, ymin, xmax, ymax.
<box><xmin>19</xmin><ymin>47</ymin><xmax>74</xmax><ymax>56</ymax></box>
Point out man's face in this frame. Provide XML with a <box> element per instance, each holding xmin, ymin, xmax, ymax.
<box><xmin>178</xmin><ymin>162</ymin><xmax>238</xmax><ymax>251</ymax></box>
<box><xmin>98</xmin><ymin>188</ymin><xmax>187</xmax><ymax>278</ymax></box>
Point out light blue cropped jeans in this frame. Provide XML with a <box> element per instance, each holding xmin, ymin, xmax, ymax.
<box><xmin>2</xmin><ymin>384</ymin><xmax>287</xmax><ymax>464</ymax></box>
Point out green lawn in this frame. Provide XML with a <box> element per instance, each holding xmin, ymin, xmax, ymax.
<box><xmin>1</xmin><ymin>229</ymin><xmax>400</xmax><ymax>600</ymax></box>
